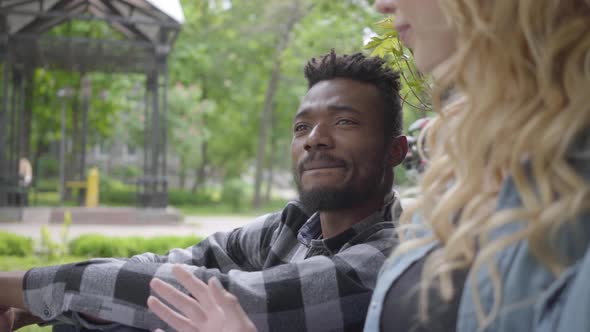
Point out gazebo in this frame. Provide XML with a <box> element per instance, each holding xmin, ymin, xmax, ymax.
<box><xmin>0</xmin><ymin>0</ymin><xmax>184</xmax><ymax>217</ymax></box>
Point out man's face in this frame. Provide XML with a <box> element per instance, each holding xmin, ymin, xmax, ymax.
<box><xmin>291</xmin><ymin>78</ymin><xmax>392</xmax><ymax>212</ymax></box>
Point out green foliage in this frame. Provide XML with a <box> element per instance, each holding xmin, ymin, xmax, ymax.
<box><xmin>222</xmin><ymin>178</ymin><xmax>246</xmax><ymax>212</ymax></box>
<box><xmin>99</xmin><ymin>176</ymin><xmax>136</xmax><ymax>205</ymax></box>
<box><xmin>394</xmin><ymin>166</ymin><xmax>409</xmax><ymax>186</ymax></box>
<box><xmin>24</xmin><ymin>0</ymin><xmax>429</xmax><ymax>201</ymax></box>
<box><xmin>110</xmin><ymin>165</ymin><xmax>142</xmax><ymax>180</ymax></box>
<box><xmin>34</xmin><ymin>177</ymin><xmax>58</xmax><ymax>191</ymax></box>
<box><xmin>364</xmin><ymin>17</ymin><xmax>433</xmax><ymax>130</ymax></box>
<box><xmin>47</xmin><ymin>19</ymin><xmax>126</xmax><ymax>40</ymax></box>
<box><xmin>69</xmin><ymin>234</ymin><xmax>204</xmax><ymax>257</ymax></box>
<box><xmin>179</xmin><ymin>198</ymin><xmax>288</xmax><ymax>216</ymax></box>
<box><xmin>16</xmin><ymin>324</ymin><xmax>50</xmax><ymax>332</ymax></box>
<box><xmin>99</xmin><ymin>175</ymin><xmax>132</xmax><ymax>192</ymax></box>
<box><xmin>100</xmin><ymin>185</ymin><xmax>216</xmax><ymax>206</ymax></box>
<box><xmin>0</xmin><ymin>232</ymin><xmax>33</xmax><ymax>256</ymax></box>
<box><xmin>39</xmin><ymin>225</ymin><xmax>59</xmax><ymax>258</ymax></box>
<box><xmin>100</xmin><ymin>189</ymin><xmax>136</xmax><ymax>206</ymax></box>
<box><xmin>0</xmin><ymin>255</ymin><xmax>97</xmax><ymax>270</ymax></box>
<box><xmin>168</xmin><ymin>189</ymin><xmax>216</xmax><ymax>206</ymax></box>
<box><xmin>37</xmin><ymin>156</ymin><xmax>59</xmax><ymax>178</ymax></box>
<box><xmin>38</xmin><ymin>211</ymin><xmax>71</xmax><ymax>258</ymax></box>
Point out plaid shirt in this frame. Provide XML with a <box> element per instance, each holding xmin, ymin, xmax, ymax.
<box><xmin>24</xmin><ymin>198</ymin><xmax>400</xmax><ymax>332</ymax></box>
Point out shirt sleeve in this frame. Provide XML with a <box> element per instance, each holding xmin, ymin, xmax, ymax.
<box><xmin>127</xmin><ymin>212</ymin><xmax>278</xmax><ymax>271</ymax></box>
<box><xmin>23</xmin><ymin>226</ymin><xmax>395</xmax><ymax>332</ymax></box>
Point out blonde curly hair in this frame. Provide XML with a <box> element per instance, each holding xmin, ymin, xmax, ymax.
<box><xmin>394</xmin><ymin>0</ymin><xmax>590</xmax><ymax>328</ymax></box>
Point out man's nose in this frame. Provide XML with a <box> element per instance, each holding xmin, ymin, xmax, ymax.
<box><xmin>304</xmin><ymin>124</ymin><xmax>334</xmax><ymax>151</ymax></box>
<box><xmin>375</xmin><ymin>0</ymin><xmax>397</xmax><ymax>14</ymax></box>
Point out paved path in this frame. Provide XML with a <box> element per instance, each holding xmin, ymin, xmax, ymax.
<box><xmin>0</xmin><ymin>208</ymin><xmax>253</xmax><ymax>240</ymax></box>
<box><xmin>1</xmin><ymin>197</ymin><xmax>412</xmax><ymax>241</ymax></box>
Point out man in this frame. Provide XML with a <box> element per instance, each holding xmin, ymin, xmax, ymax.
<box><xmin>0</xmin><ymin>50</ymin><xmax>407</xmax><ymax>332</ymax></box>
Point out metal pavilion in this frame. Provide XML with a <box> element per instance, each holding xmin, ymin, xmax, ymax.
<box><xmin>0</xmin><ymin>0</ymin><xmax>184</xmax><ymax>212</ymax></box>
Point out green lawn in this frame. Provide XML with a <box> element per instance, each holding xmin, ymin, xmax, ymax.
<box><xmin>18</xmin><ymin>325</ymin><xmax>50</xmax><ymax>332</ymax></box>
<box><xmin>0</xmin><ymin>255</ymin><xmax>88</xmax><ymax>271</ymax></box>
<box><xmin>178</xmin><ymin>198</ymin><xmax>288</xmax><ymax>216</ymax></box>
<box><xmin>28</xmin><ymin>189</ymin><xmax>289</xmax><ymax>218</ymax></box>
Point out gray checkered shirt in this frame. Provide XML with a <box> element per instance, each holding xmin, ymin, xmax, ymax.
<box><xmin>24</xmin><ymin>198</ymin><xmax>400</xmax><ymax>332</ymax></box>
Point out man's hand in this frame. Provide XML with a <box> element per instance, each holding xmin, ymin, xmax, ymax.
<box><xmin>148</xmin><ymin>265</ymin><xmax>256</xmax><ymax>332</ymax></box>
<box><xmin>0</xmin><ymin>306</ymin><xmax>41</xmax><ymax>332</ymax></box>
<box><xmin>0</xmin><ymin>306</ymin><xmax>15</xmax><ymax>332</ymax></box>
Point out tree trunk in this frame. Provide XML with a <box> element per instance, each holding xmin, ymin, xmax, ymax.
<box><xmin>21</xmin><ymin>69</ymin><xmax>34</xmax><ymax>160</ymax></box>
<box><xmin>179</xmin><ymin>155</ymin><xmax>186</xmax><ymax>190</ymax></box>
<box><xmin>264</xmin><ymin>105</ymin><xmax>277</xmax><ymax>203</ymax></box>
<box><xmin>191</xmin><ymin>74</ymin><xmax>210</xmax><ymax>194</ymax></box>
<box><xmin>192</xmin><ymin>140</ymin><xmax>208</xmax><ymax>194</ymax></box>
<box><xmin>253</xmin><ymin>1</ymin><xmax>306</xmax><ymax>208</ymax></box>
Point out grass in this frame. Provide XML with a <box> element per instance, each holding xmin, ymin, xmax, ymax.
<box><xmin>28</xmin><ymin>190</ymin><xmax>289</xmax><ymax>216</ymax></box>
<box><xmin>28</xmin><ymin>191</ymin><xmax>76</xmax><ymax>207</ymax></box>
<box><xmin>19</xmin><ymin>325</ymin><xmax>50</xmax><ymax>332</ymax></box>
<box><xmin>178</xmin><ymin>198</ymin><xmax>288</xmax><ymax>216</ymax></box>
<box><xmin>0</xmin><ymin>255</ymin><xmax>89</xmax><ymax>271</ymax></box>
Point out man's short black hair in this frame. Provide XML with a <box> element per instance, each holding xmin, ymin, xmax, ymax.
<box><xmin>304</xmin><ymin>50</ymin><xmax>403</xmax><ymax>140</ymax></box>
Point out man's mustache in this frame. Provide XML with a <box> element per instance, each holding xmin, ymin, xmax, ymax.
<box><xmin>297</xmin><ymin>153</ymin><xmax>348</xmax><ymax>174</ymax></box>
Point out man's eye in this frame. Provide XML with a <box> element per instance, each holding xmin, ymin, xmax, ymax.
<box><xmin>294</xmin><ymin>124</ymin><xmax>309</xmax><ymax>132</ymax></box>
<box><xmin>336</xmin><ymin>119</ymin><xmax>355</xmax><ymax>125</ymax></box>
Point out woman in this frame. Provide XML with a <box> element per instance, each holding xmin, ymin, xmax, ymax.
<box><xmin>149</xmin><ymin>0</ymin><xmax>590</xmax><ymax>331</ymax></box>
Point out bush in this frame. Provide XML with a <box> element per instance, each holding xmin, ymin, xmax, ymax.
<box><xmin>0</xmin><ymin>231</ymin><xmax>33</xmax><ymax>256</ymax></box>
<box><xmin>69</xmin><ymin>234</ymin><xmax>204</xmax><ymax>257</ymax></box>
<box><xmin>168</xmin><ymin>189</ymin><xmax>215</xmax><ymax>206</ymax></box>
<box><xmin>221</xmin><ymin>178</ymin><xmax>245</xmax><ymax>212</ymax></box>
<box><xmin>100</xmin><ymin>188</ymin><xmax>215</xmax><ymax>207</ymax></box>
<box><xmin>38</xmin><ymin>156</ymin><xmax>59</xmax><ymax>178</ymax></box>
<box><xmin>100</xmin><ymin>189</ymin><xmax>136</xmax><ymax>206</ymax></box>
<box><xmin>110</xmin><ymin>165</ymin><xmax>141</xmax><ymax>180</ymax></box>
<box><xmin>394</xmin><ymin>166</ymin><xmax>409</xmax><ymax>186</ymax></box>
<box><xmin>34</xmin><ymin>178</ymin><xmax>58</xmax><ymax>192</ymax></box>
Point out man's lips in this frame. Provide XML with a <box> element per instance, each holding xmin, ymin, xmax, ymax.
<box><xmin>302</xmin><ymin>161</ymin><xmax>346</xmax><ymax>171</ymax></box>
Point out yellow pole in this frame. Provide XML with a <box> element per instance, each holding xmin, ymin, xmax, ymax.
<box><xmin>85</xmin><ymin>167</ymin><xmax>99</xmax><ymax>207</ymax></box>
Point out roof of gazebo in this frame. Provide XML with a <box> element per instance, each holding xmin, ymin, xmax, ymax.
<box><xmin>0</xmin><ymin>0</ymin><xmax>184</xmax><ymax>73</ymax></box>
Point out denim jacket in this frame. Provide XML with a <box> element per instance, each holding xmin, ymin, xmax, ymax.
<box><xmin>365</xmin><ymin>134</ymin><xmax>590</xmax><ymax>332</ymax></box>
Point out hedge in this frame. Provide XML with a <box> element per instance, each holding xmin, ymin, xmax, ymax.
<box><xmin>0</xmin><ymin>231</ymin><xmax>33</xmax><ymax>256</ymax></box>
<box><xmin>69</xmin><ymin>234</ymin><xmax>204</xmax><ymax>257</ymax></box>
<box><xmin>100</xmin><ymin>189</ymin><xmax>215</xmax><ymax>206</ymax></box>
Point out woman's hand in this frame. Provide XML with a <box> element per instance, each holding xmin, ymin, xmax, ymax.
<box><xmin>148</xmin><ymin>265</ymin><xmax>256</xmax><ymax>332</ymax></box>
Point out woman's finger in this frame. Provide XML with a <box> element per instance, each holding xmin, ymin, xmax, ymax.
<box><xmin>150</xmin><ymin>278</ymin><xmax>206</xmax><ymax>322</ymax></box>
<box><xmin>171</xmin><ymin>265</ymin><xmax>216</xmax><ymax>310</ymax></box>
<box><xmin>147</xmin><ymin>296</ymin><xmax>198</xmax><ymax>332</ymax></box>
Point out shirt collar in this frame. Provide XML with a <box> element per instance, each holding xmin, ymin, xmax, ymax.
<box><xmin>297</xmin><ymin>192</ymin><xmax>399</xmax><ymax>252</ymax></box>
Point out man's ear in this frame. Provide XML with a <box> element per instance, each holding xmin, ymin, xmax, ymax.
<box><xmin>387</xmin><ymin>135</ymin><xmax>408</xmax><ymax>167</ymax></box>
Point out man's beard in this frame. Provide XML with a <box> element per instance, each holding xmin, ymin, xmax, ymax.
<box><xmin>293</xmin><ymin>153</ymin><xmax>385</xmax><ymax>213</ymax></box>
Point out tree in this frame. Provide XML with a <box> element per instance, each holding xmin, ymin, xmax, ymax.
<box><xmin>252</xmin><ymin>0</ymin><xmax>312</xmax><ymax>208</ymax></box>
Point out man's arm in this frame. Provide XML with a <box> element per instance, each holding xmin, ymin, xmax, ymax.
<box><xmin>6</xmin><ymin>211</ymin><xmax>279</xmax><ymax>329</ymax></box>
<box><xmin>0</xmin><ymin>272</ymin><xmax>44</xmax><ymax>331</ymax></box>
<box><xmin>23</xmin><ymin>226</ymin><xmax>395</xmax><ymax>331</ymax></box>
<box><xmin>0</xmin><ymin>271</ymin><xmax>26</xmax><ymax>309</ymax></box>
<box><xmin>128</xmin><ymin>212</ymin><xmax>278</xmax><ymax>271</ymax></box>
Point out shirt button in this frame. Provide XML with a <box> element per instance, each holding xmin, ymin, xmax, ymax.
<box><xmin>43</xmin><ymin>309</ymin><xmax>51</xmax><ymax>317</ymax></box>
